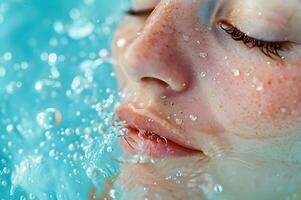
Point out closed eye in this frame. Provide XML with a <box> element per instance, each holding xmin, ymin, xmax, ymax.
<box><xmin>218</xmin><ymin>20</ymin><xmax>293</xmax><ymax>60</ymax></box>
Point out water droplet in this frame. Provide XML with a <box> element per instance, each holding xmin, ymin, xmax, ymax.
<box><xmin>189</xmin><ymin>114</ymin><xmax>198</xmax><ymax>121</ymax></box>
<box><xmin>199</xmin><ymin>52</ymin><xmax>208</xmax><ymax>58</ymax></box>
<box><xmin>214</xmin><ymin>184</ymin><xmax>223</xmax><ymax>193</ymax></box>
<box><xmin>107</xmin><ymin>146</ymin><xmax>113</xmax><ymax>152</ymax></box>
<box><xmin>175</xmin><ymin>118</ymin><xmax>183</xmax><ymax>125</ymax></box>
<box><xmin>255</xmin><ymin>82</ymin><xmax>264</xmax><ymax>91</ymax></box>
<box><xmin>36</xmin><ymin>108</ymin><xmax>62</xmax><ymax>129</ymax></box>
<box><xmin>252</xmin><ymin>77</ymin><xmax>264</xmax><ymax>92</ymax></box>
<box><xmin>200</xmin><ymin>71</ymin><xmax>206</xmax><ymax>78</ymax></box>
<box><xmin>176</xmin><ymin>170</ymin><xmax>182</xmax><ymax>177</ymax></box>
<box><xmin>116</xmin><ymin>38</ymin><xmax>127</xmax><ymax>48</ymax></box>
<box><xmin>231</xmin><ymin>69</ymin><xmax>240</xmax><ymax>77</ymax></box>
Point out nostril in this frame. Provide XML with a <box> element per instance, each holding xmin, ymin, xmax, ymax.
<box><xmin>141</xmin><ymin>77</ymin><xmax>170</xmax><ymax>89</ymax></box>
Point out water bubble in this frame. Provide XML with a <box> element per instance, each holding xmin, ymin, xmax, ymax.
<box><xmin>36</xmin><ymin>108</ymin><xmax>62</xmax><ymax>129</ymax></box>
<box><xmin>3</xmin><ymin>52</ymin><xmax>12</xmax><ymax>61</ymax></box>
<box><xmin>34</xmin><ymin>81</ymin><xmax>43</xmax><ymax>91</ymax></box>
<box><xmin>99</xmin><ymin>49</ymin><xmax>109</xmax><ymax>58</ymax></box>
<box><xmin>6</xmin><ymin>124</ymin><xmax>14</xmax><ymax>132</ymax></box>
<box><xmin>68</xmin><ymin>21</ymin><xmax>95</xmax><ymax>40</ymax></box>
<box><xmin>18</xmin><ymin>149</ymin><xmax>24</xmax><ymax>155</ymax></box>
<box><xmin>48</xmin><ymin>53</ymin><xmax>57</xmax><ymax>66</ymax></box>
<box><xmin>68</xmin><ymin>144</ymin><xmax>75</xmax><ymax>151</ymax></box>
<box><xmin>49</xmin><ymin>149</ymin><xmax>56</xmax><ymax>157</ymax></box>
<box><xmin>189</xmin><ymin>114</ymin><xmax>198</xmax><ymax>121</ymax></box>
<box><xmin>20</xmin><ymin>195</ymin><xmax>26</xmax><ymax>200</ymax></box>
<box><xmin>71</xmin><ymin>75</ymin><xmax>91</xmax><ymax>94</ymax></box>
<box><xmin>231</xmin><ymin>69</ymin><xmax>240</xmax><ymax>77</ymax></box>
<box><xmin>106</xmin><ymin>146</ymin><xmax>113</xmax><ymax>152</ymax></box>
<box><xmin>69</xmin><ymin>8</ymin><xmax>81</xmax><ymax>20</ymax></box>
<box><xmin>1</xmin><ymin>180</ymin><xmax>7</xmax><ymax>187</ymax></box>
<box><xmin>54</xmin><ymin>21</ymin><xmax>64</xmax><ymax>34</ymax></box>
<box><xmin>3</xmin><ymin>167</ymin><xmax>10</xmax><ymax>174</ymax></box>
<box><xmin>40</xmin><ymin>52</ymin><xmax>48</xmax><ymax>61</ymax></box>
<box><xmin>214</xmin><ymin>184</ymin><xmax>223</xmax><ymax>193</ymax></box>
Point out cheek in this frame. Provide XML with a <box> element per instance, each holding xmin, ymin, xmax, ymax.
<box><xmin>205</xmin><ymin>61</ymin><xmax>301</xmax><ymax>138</ymax></box>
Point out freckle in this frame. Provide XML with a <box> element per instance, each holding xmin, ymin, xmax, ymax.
<box><xmin>267</xmin><ymin>80</ymin><xmax>272</xmax><ymax>85</ymax></box>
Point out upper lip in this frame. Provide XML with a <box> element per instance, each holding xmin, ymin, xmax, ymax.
<box><xmin>116</xmin><ymin>103</ymin><xmax>202</xmax><ymax>152</ymax></box>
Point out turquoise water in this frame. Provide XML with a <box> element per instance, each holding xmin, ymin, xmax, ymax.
<box><xmin>0</xmin><ymin>0</ymin><xmax>128</xmax><ymax>199</ymax></box>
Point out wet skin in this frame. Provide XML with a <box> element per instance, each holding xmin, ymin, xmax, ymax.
<box><xmin>112</xmin><ymin>0</ymin><xmax>301</xmax><ymax>199</ymax></box>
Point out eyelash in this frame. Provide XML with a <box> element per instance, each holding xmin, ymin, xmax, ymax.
<box><xmin>126</xmin><ymin>9</ymin><xmax>154</xmax><ymax>16</ymax></box>
<box><xmin>218</xmin><ymin>21</ymin><xmax>292</xmax><ymax>59</ymax></box>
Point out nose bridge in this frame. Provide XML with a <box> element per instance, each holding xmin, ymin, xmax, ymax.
<box><xmin>123</xmin><ymin>1</ymin><xmax>192</xmax><ymax>92</ymax></box>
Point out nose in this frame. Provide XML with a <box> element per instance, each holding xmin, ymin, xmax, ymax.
<box><xmin>120</xmin><ymin>3</ymin><xmax>192</xmax><ymax>92</ymax></box>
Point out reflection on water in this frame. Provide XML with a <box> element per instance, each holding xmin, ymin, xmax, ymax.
<box><xmin>0</xmin><ymin>0</ymin><xmax>129</xmax><ymax>199</ymax></box>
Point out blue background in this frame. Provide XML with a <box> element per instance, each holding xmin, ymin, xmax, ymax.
<box><xmin>0</xmin><ymin>0</ymin><xmax>129</xmax><ymax>199</ymax></box>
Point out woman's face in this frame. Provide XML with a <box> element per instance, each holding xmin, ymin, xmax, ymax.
<box><xmin>113</xmin><ymin>0</ymin><xmax>301</xmax><ymax>199</ymax></box>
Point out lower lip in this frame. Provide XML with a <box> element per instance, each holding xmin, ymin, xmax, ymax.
<box><xmin>120</xmin><ymin>128</ymin><xmax>202</xmax><ymax>158</ymax></box>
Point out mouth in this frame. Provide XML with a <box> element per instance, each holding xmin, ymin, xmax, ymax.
<box><xmin>116</xmin><ymin>104</ymin><xmax>203</xmax><ymax>159</ymax></box>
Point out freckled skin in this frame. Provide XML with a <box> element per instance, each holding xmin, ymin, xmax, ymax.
<box><xmin>113</xmin><ymin>0</ymin><xmax>301</xmax><ymax>199</ymax></box>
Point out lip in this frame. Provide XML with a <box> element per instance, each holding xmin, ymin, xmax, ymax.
<box><xmin>116</xmin><ymin>103</ymin><xmax>203</xmax><ymax>158</ymax></box>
